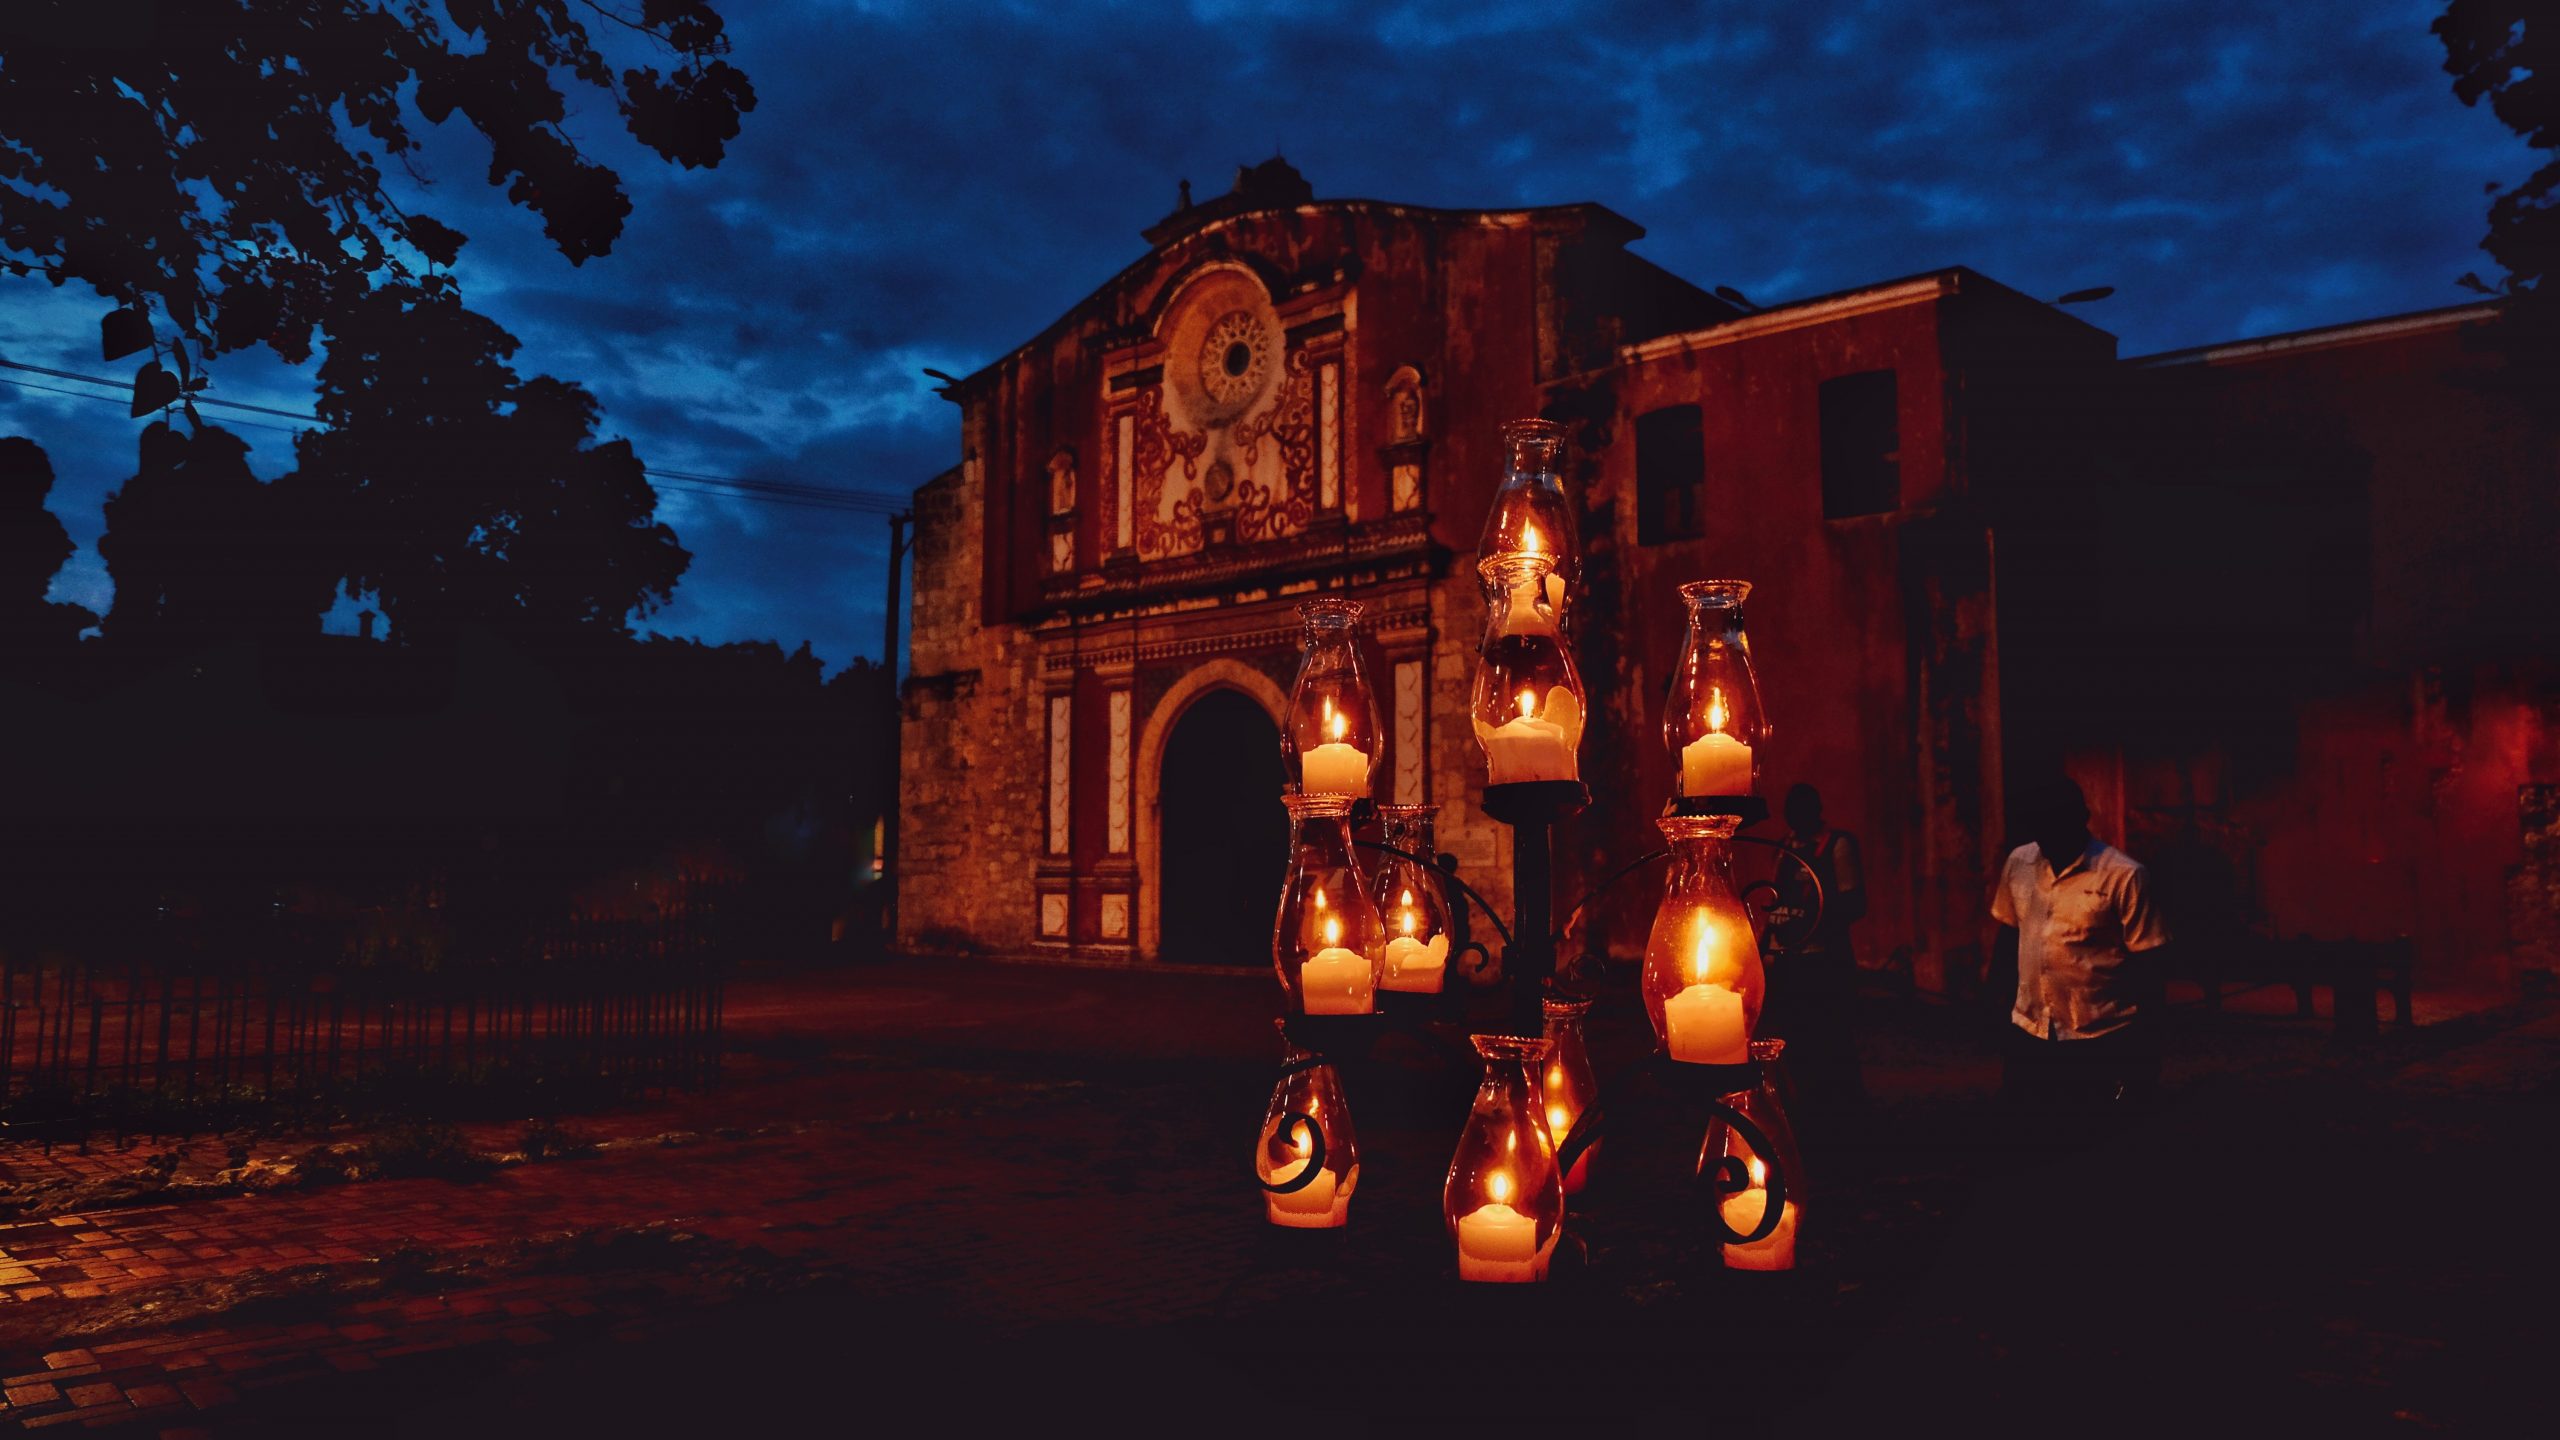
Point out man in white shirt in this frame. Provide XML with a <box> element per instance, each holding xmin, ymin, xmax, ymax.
<box><xmin>1990</xmin><ymin>775</ymin><xmax>2172</xmax><ymax>1110</ymax></box>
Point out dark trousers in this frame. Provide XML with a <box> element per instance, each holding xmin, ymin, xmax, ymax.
<box><xmin>1999</xmin><ymin>1019</ymin><xmax>2160</xmax><ymax>1115</ymax></box>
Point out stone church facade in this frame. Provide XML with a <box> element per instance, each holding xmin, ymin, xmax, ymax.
<box><xmin>897</xmin><ymin>158</ymin><xmax>2557</xmax><ymax>995</ymax></box>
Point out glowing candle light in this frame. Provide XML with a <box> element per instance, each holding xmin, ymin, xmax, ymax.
<box><xmin>1455</xmin><ymin>1168</ymin><xmax>1548</xmax><ymax>1282</ymax></box>
<box><xmin>1681</xmin><ymin>686</ymin><xmax>1754</xmax><ymax>797</ymax></box>
<box><xmin>1480</xmin><ymin>685</ymin><xmax>1581</xmax><ymax>784</ymax></box>
<box><xmin>1719</xmin><ymin>1156</ymin><xmax>1799</xmax><ymax>1270</ymax></box>
<box><xmin>1662</xmin><ymin>911</ymin><xmax>1748</xmax><ymax>1063</ymax></box>
<box><xmin>1379</xmin><ymin>886</ymin><xmax>1447</xmax><ymax>993</ymax></box>
<box><xmin>1301</xmin><ymin>698</ymin><xmax>1373</xmax><ymax>795</ymax></box>
<box><xmin>1300</xmin><ymin>906</ymin><xmax>1374</xmax><ymax>1015</ymax></box>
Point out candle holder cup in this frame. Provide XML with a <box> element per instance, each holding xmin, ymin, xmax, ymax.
<box><xmin>1698</xmin><ymin>1071</ymin><xmax>1805</xmax><ymax>1271</ymax></box>
<box><xmin>1542</xmin><ymin>996</ymin><xmax>1602</xmax><ymax>1197</ymax></box>
<box><xmin>1473</xmin><ymin>554</ymin><xmax>1586</xmax><ymax>789</ymax></box>
<box><xmin>1444</xmin><ymin>1033</ymin><xmax>1566</xmax><ymax>1283</ymax></box>
<box><xmin>1256</xmin><ymin>1020</ymin><xmax>1361</xmax><ymax>1229</ymax></box>
<box><xmin>1641</xmin><ymin>816</ymin><xmax>1767</xmax><ymax>1066</ymax></box>
<box><xmin>1370</xmin><ymin>805</ymin><xmax>1456</xmax><ymax>998</ymax></box>
<box><xmin>1284</xmin><ymin>598</ymin><xmax>1380</xmax><ymax>800</ymax></box>
<box><xmin>1478</xmin><ymin>418</ymin><xmax>1580</xmax><ymax>583</ymax></box>
<box><xmin>1665</xmin><ymin>579</ymin><xmax>1769</xmax><ymax>812</ymax></box>
<box><xmin>1274</xmin><ymin>793</ymin><xmax>1386</xmax><ymax>1017</ymax></box>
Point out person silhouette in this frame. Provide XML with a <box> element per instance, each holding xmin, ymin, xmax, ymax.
<box><xmin>1772</xmin><ymin>782</ymin><xmax>1867</xmax><ymax>1109</ymax></box>
<box><xmin>1990</xmin><ymin>774</ymin><xmax>2172</xmax><ymax>1115</ymax></box>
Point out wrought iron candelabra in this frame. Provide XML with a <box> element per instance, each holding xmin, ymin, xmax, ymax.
<box><xmin>1253</xmin><ymin>419</ymin><xmax>1827</xmax><ymax>1281</ymax></box>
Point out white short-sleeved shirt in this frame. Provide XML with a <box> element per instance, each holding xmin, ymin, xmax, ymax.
<box><xmin>1989</xmin><ymin>838</ymin><xmax>2169</xmax><ymax>1041</ymax></box>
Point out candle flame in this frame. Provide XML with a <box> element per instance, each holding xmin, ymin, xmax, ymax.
<box><xmin>1313</xmin><ymin>887</ymin><xmax>1328</xmax><ymax>911</ymax></box>
<box><xmin>1323</xmin><ymin>914</ymin><xmax>1342</xmax><ymax>948</ymax></box>
<box><xmin>1547</xmin><ymin>1102</ymin><xmax>1570</xmax><ymax>1135</ymax></box>
<box><xmin>1522</xmin><ymin>522</ymin><xmax>1544</xmax><ymax>556</ymax></box>
<box><xmin>1326</xmin><ymin>706</ymin><xmax>1347</xmax><ymax>743</ymax></box>
<box><xmin>1746</xmin><ymin>1156</ymin><xmax>1767</xmax><ymax>1189</ymax></box>
<box><xmin>1707</xmin><ymin>686</ymin><xmax>1728</xmax><ymax>733</ymax></box>
<box><xmin>1488</xmin><ymin>1170</ymin><xmax>1512</xmax><ymax>1205</ymax></box>
<box><xmin>1516</xmin><ymin>689</ymin><xmax>1536</xmax><ymax>720</ymax></box>
<box><xmin>1692</xmin><ymin>913</ymin><xmax>1714</xmax><ymax>983</ymax></box>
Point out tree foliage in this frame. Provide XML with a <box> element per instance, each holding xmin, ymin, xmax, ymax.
<box><xmin>0</xmin><ymin>0</ymin><xmax>756</xmax><ymax>391</ymax></box>
<box><xmin>2436</xmin><ymin>0</ymin><xmax>2560</xmax><ymax>376</ymax></box>
<box><xmin>291</xmin><ymin>284</ymin><xmax>690</xmax><ymax>639</ymax></box>
<box><xmin>0</xmin><ymin>437</ymin><xmax>97</xmax><ymax>663</ymax></box>
<box><xmin>97</xmin><ymin>422</ymin><xmax>336</xmax><ymax>642</ymax></box>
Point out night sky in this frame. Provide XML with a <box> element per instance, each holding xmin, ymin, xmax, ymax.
<box><xmin>0</xmin><ymin>0</ymin><xmax>2532</xmax><ymax>674</ymax></box>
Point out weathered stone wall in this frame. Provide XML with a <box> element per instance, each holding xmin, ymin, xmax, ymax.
<box><xmin>898</xmin><ymin>452</ymin><xmax>1044</xmax><ymax>956</ymax></box>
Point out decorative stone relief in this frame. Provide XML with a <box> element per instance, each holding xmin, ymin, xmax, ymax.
<box><xmin>1099</xmin><ymin>892</ymin><xmax>1130</xmax><ymax>941</ymax></box>
<box><xmin>1049</xmin><ymin>529</ymin><xmax>1074</xmax><ymax>575</ymax></box>
<box><xmin>1318</xmin><ymin>360</ymin><xmax>1342</xmax><ymax>512</ymax></box>
<box><xmin>1039</xmin><ymin>892</ymin><xmax>1069</xmax><ymax>939</ymax></box>
<box><xmin>1047</xmin><ymin>693</ymin><xmax>1071</xmax><ymax>855</ymax></box>
<box><xmin>1395</xmin><ymin>659</ymin><xmax>1425</xmax><ymax>805</ymax></box>
<box><xmin>1392</xmin><ymin>460</ymin><xmax>1423</xmax><ymax>513</ymax></box>
<box><xmin>1107</xmin><ymin>689</ymin><xmax>1133</xmax><ymax>855</ymax></box>
<box><xmin>1114</xmin><ymin>413</ymin><xmax>1136</xmax><ymax>552</ymax></box>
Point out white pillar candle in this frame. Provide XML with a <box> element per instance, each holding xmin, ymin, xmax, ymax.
<box><xmin>1718</xmin><ymin>1190</ymin><xmax>1799</xmax><ymax>1270</ymax></box>
<box><xmin>1300</xmin><ymin>741</ymin><xmax>1372</xmax><ymax>795</ymax></box>
<box><xmin>1264</xmin><ymin>1156</ymin><xmax>1353</xmax><ymax>1228</ymax></box>
<box><xmin>1380</xmin><ymin>933</ymin><xmax>1448</xmax><ymax>993</ymax></box>
<box><xmin>1478</xmin><ymin>686</ymin><xmax>1584</xmax><ymax>785</ymax></box>
<box><xmin>1664</xmin><ymin>982</ymin><xmax>1748</xmax><ymax>1063</ymax></box>
<box><xmin>1300</xmin><ymin>946</ymin><xmax>1375</xmax><ymax>1014</ymax></box>
<box><xmin>1501</xmin><ymin>575</ymin><xmax>1560</xmax><ymax>637</ymax></box>
<box><xmin>1455</xmin><ymin>1201</ymin><xmax>1551</xmax><ymax>1282</ymax></box>
<box><xmin>1681</xmin><ymin>731</ymin><xmax>1753</xmax><ymax>797</ymax></box>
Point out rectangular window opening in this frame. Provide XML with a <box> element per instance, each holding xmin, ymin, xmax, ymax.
<box><xmin>1635</xmin><ymin>404</ymin><xmax>1705</xmax><ymax>546</ymax></box>
<box><xmin>1819</xmin><ymin>370</ymin><xmax>1901</xmax><ymax>519</ymax></box>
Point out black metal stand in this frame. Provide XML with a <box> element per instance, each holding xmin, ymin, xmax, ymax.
<box><xmin>1479</xmin><ymin>780</ymin><xmax>1589</xmax><ymax>1034</ymax></box>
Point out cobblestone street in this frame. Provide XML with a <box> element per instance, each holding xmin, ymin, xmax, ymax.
<box><xmin>0</xmin><ymin>958</ymin><xmax>2551</xmax><ymax>1434</ymax></box>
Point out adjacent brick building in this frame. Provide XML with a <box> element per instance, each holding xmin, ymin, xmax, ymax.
<box><xmin>897</xmin><ymin>159</ymin><xmax>2556</xmax><ymax>996</ymax></box>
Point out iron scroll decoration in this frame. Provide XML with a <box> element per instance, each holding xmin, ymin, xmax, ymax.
<box><xmin>1257</xmin><ymin>1050</ymin><xmax>1333</xmax><ymax>1196</ymax></box>
<box><xmin>1699</xmin><ymin>1097</ymin><xmax>1788</xmax><ymax>1247</ymax></box>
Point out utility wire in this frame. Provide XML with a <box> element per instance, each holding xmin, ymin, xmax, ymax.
<box><xmin>0</xmin><ymin>355</ymin><xmax>914</xmax><ymax>515</ymax></box>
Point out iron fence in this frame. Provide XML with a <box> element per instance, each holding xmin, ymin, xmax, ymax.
<box><xmin>0</xmin><ymin>910</ymin><xmax>725</xmax><ymax>1147</ymax></box>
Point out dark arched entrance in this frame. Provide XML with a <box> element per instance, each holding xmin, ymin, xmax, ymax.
<box><xmin>1158</xmin><ymin>688</ymin><xmax>1289</xmax><ymax>965</ymax></box>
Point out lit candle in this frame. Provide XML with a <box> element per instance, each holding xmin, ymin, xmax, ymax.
<box><xmin>1301</xmin><ymin>700</ymin><xmax>1372</xmax><ymax>795</ymax></box>
<box><xmin>1264</xmin><ymin>1154</ymin><xmax>1354</xmax><ymax>1228</ymax></box>
<box><xmin>1478</xmin><ymin>686</ymin><xmax>1583</xmax><ymax>784</ymax></box>
<box><xmin>1380</xmin><ymin>933</ymin><xmax>1448</xmax><ymax>992</ymax></box>
<box><xmin>1379</xmin><ymin>890</ymin><xmax>1447</xmax><ymax>993</ymax></box>
<box><xmin>1662</xmin><ymin>913</ymin><xmax>1748</xmax><ymax>1063</ymax></box>
<box><xmin>1719</xmin><ymin>1161</ymin><xmax>1798</xmax><ymax>1270</ymax></box>
<box><xmin>1300</xmin><ymin>911</ymin><xmax>1374</xmax><ymax>1014</ymax></box>
<box><xmin>1455</xmin><ymin>1171</ymin><xmax>1551</xmax><ymax>1282</ymax></box>
<box><xmin>1680</xmin><ymin>688</ymin><xmax>1753</xmax><ymax>796</ymax></box>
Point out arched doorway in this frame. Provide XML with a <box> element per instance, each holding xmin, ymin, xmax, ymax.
<box><xmin>1157</xmin><ymin>688</ymin><xmax>1289</xmax><ymax>965</ymax></box>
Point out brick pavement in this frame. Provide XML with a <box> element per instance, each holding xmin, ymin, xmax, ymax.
<box><xmin>0</xmin><ymin>959</ymin><xmax>2547</xmax><ymax>1433</ymax></box>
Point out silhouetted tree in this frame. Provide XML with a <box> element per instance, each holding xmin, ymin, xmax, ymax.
<box><xmin>290</xmin><ymin>285</ymin><xmax>689</xmax><ymax>639</ymax></box>
<box><xmin>0</xmin><ymin>1</ymin><xmax>754</xmax><ymax>411</ymax></box>
<box><xmin>0</xmin><ymin>436</ymin><xmax>97</xmax><ymax>666</ymax></box>
<box><xmin>2437</xmin><ymin>1</ymin><xmax>2560</xmax><ymax>384</ymax></box>
<box><xmin>97</xmin><ymin>422</ymin><xmax>335</xmax><ymax>642</ymax></box>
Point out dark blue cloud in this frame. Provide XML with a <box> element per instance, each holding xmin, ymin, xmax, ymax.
<box><xmin>6</xmin><ymin>0</ymin><xmax>2532</xmax><ymax>672</ymax></box>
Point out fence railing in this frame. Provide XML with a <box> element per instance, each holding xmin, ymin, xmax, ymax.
<box><xmin>0</xmin><ymin>911</ymin><xmax>725</xmax><ymax>1146</ymax></box>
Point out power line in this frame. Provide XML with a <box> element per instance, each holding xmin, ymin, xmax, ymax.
<box><xmin>0</xmin><ymin>373</ymin><xmax>311</xmax><ymax>436</ymax></box>
<box><xmin>0</xmin><ymin>357</ymin><xmax>320</xmax><ymax>422</ymax></box>
<box><xmin>0</xmin><ymin>355</ymin><xmax>915</xmax><ymax>516</ymax></box>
